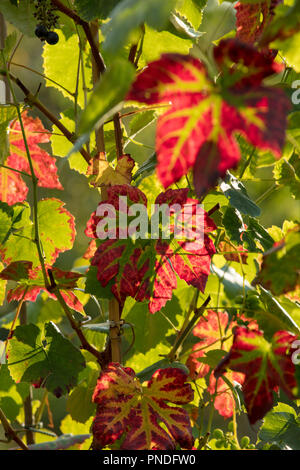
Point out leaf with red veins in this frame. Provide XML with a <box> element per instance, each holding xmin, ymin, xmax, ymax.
<box><xmin>8</xmin><ymin>112</ymin><xmax>62</xmax><ymax>190</ymax></box>
<box><xmin>0</xmin><ymin>261</ymin><xmax>84</xmax><ymax>313</ymax></box>
<box><xmin>86</xmin><ymin>186</ymin><xmax>216</xmax><ymax>313</ymax></box>
<box><xmin>214</xmin><ymin>327</ymin><xmax>299</xmax><ymax>424</ymax></box>
<box><xmin>0</xmin><ymin>167</ymin><xmax>28</xmax><ymax>206</ymax></box>
<box><xmin>92</xmin><ymin>363</ymin><xmax>194</xmax><ymax>450</ymax></box>
<box><xmin>126</xmin><ymin>40</ymin><xmax>289</xmax><ymax>194</ymax></box>
<box><xmin>208</xmin><ymin>370</ymin><xmax>245</xmax><ymax>419</ymax></box>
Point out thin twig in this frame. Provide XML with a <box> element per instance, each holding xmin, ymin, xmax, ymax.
<box><xmin>0</xmin><ymin>68</ymin><xmax>91</xmax><ymax>163</ymax></box>
<box><xmin>0</xmin><ymin>407</ymin><xmax>28</xmax><ymax>450</ymax></box>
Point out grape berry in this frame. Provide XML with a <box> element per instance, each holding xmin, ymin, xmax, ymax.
<box><xmin>33</xmin><ymin>0</ymin><xmax>59</xmax><ymax>45</ymax></box>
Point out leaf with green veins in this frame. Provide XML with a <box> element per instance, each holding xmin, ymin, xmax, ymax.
<box><xmin>76</xmin><ymin>59</ymin><xmax>135</xmax><ymax>148</ymax></box>
<box><xmin>258</xmin><ymin>403</ymin><xmax>300</xmax><ymax>450</ymax></box>
<box><xmin>253</xmin><ymin>226</ymin><xmax>300</xmax><ymax>295</ymax></box>
<box><xmin>74</xmin><ymin>0</ymin><xmax>122</xmax><ymax>21</ymax></box>
<box><xmin>222</xmin><ymin>206</ymin><xmax>245</xmax><ymax>246</ymax></box>
<box><xmin>0</xmin><ymin>198</ymin><xmax>76</xmax><ymax>267</ymax></box>
<box><xmin>0</xmin><ymin>105</ymin><xmax>18</xmax><ymax>164</ymax></box>
<box><xmin>273</xmin><ymin>155</ymin><xmax>300</xmax><ymax>200</ymax></box>
<box><xmin>243</xmin><ymin>217</ymin><xmax>275</xmax><ymax>252</ymax></box>
<box><xmin>220</xmin><ymin>172</ymin><xmax>261</xmax><ymax>217</ymax></box>
<box><xmin>215</xmin><ymin>327</ymin><xmax>299</xmax><ymax>424</ymax></box>
<box><xmin>248</xmin><ymin>287</ymin><xmax>300</xmax><ymax>339</ymax></box>
<box><xmin>0</xmin><ymin>0</ymin><xmax>36</xmax><ymax>37</ymax></box>
<box><xmin>85</xmin><ymin>185</ymin><xmax>216</xmax><ymax>313</ymax></box>
<box><xmin>102</xmin><ymin>0</ymin><xmax>176</xmax><ymax>55</ymax></box>
<box><xmin>7</xmin><ymin>322</ymin><xmax>86</xmax><ymax>398</ymax></box>
<box><xmin>92</xmin><ymin>363</ymin><xmax>194</xmax><ymax>450</ymax></box>
<box><xmin>127</xmin><ymin>41</ymin><xmax>289</xmax><ymax>195</ymax></box>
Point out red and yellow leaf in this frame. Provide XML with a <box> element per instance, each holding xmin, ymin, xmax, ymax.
<box><xmin>85</xmin><ymin>185</ymin><xmax>216</xmax><ymax>313</ymax></box>
<box><xmin>92</xmin><ymin>363</ymin><xmax>194</xmax><ymax>450</ymax></box>
<box><xmin>127</xmin><ymin>40</ymin><xmax>289</xmax><ymax>195</ymax></box>
<box><xmin>0</xmin><ymin>261</ymin><xmax>84</xmax><ymax>313</ymax></box>
<box><xmin>214</xmin><ymin>327</ymin><xmax>299</xmax><ymax>424</ymax></box>
<box><xmin>0</xmin><ymin>112</ymin><xmax>62</xmax><ymax>205</ymax></box>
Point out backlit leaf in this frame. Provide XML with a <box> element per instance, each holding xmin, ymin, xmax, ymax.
<box><xmin>7</xmin><ymin>322</ymin><xmax>86</xmax><ymax>398</ymax></box>
<box><xmin>85</xmin><ymin>185</ymin><xmax>216</xmax><ymax>313</ymax></box>
<box><xmin>127</xmin><ymin>39</ymin><xmax>290</xmax><ymax>194</ymax></box>
<box><xmin>215</xmin><ymin>327</ymin><xmax>299</xmax><ymax>424</ymax></box>
<box><xmin>91</xmin><ymin>363</ymin><xmax>194</xmax><ymax>450</ymax></box>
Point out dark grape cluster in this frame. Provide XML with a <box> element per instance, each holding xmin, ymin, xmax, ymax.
<box><xmin>33</xmin><ymin>0</ymin><xmax>59</xmax><ymax>45</ymax></box>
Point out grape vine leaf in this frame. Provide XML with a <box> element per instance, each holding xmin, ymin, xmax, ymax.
<box><xmin>253</xmin><ymin>226</ymin><xmax>300</xmax><ymax>296</ymax></box>
<box><xmin>235</xmin><ymin>0</ymin><xmax>281</xmax><ymax>45</ymax></box>
<box><xmin>215</xmin><ymin>327</ymin><xmax>299</xmax><ymax>424</ymax></box>
<box><xmin>127</xmin><ymin>39</ymin><xmax>290</xmax><ymax>195</ymax></box>
<box><xmin>92</xmin><ymin>363</ymin><xmax>194</xmax><ymax>450</ymax></box>
<box><xmin>0</xmin><ymin>198</ymin><xmax>76</xmax><ymax>267</ymax></box>
<box><xmin>258</xmin><ymin>403</ymin><xmax>300</xmax><ymax>450</ymax></box>
<box><xmin>186</xmin><ymin>310</ymin><xmax>257</xmax><ymax>418</ymax></box>
<box><xmin>85</xmin><ymin>185</ymin><xmax>216</xmax><ymax>313</ymax></box>
<box><xmin>0</xmin><ymin>0</ymin><xmax>36</xmax><ymax>37</ymax></box>
<box><xmin>0</xmin><ymin>261</ymin><xmax>84</xmax><ymax>314</ymax></box>
<box><xmin>1</xmin><ymin>112</ymin><xmax>62</xmax><ymax>205</ymax></box>
<box><xmin>7</xmin><ymin>322</ymin><xmax>86</xmax><ymax>398</ymax></box>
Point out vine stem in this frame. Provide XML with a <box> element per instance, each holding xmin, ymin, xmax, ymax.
<box><xmin>167</xmin><ymin>296</ymin><xmax>211</xmax><ymax>362</ymax></box>
<box><xmin>2</xmin><ymin>53</ymin><xmax>49</xmax><ymax>288</ymax></box>
<box><xmin>20</xmin><ymin>303</ymin><xmax>35</xmax><ymax>445</ymax></box>
<box><xmin>0</xmin><ymin>407</ymin><xmax>28</xmax><ymax>450</ymax></box>
<box><xmin>50</xmin><ymin>0</ymin><xmax>105</xmax><ymax>76</ymax></box>
<box><xmin>51</xmin><ymin>286</ymin><xmax>103</xmax><ymax>363</ymax></box>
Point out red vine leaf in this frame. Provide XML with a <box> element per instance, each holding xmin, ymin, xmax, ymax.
<box><xmin>186</xmin><ymin>310</ymin><xmax>236</xmax><ymax>380</ymax></box>
<box><xmin>0</xmin><ymin>168</ymin><xmax>28</xmax><ymax>206</ymax></box>
<box><xmin>235</xmin><ymin>0</ymin><xmax>281</xmax><ymax>45</ymax></box>
<box><xmin>85</xmin><ymin>185</ymin><xmax>216</xmax><ymax>313</ymax></box>
<box><xmin>0</xmin><ymin>112</ymin><xmax>62</xmax><ymax>205</ymax></box>
<box><xmin>214</xmin><ymin>327</ymin><xmax>299</xmax><ymax>424</ymax></box>
<box><xmin>92</xmin><ymin>363</ymin><xmax>194</xmax><ymax>450</ymax></box>
<box><xmin>186</xmin><ymin>310</ymin><xmax>257</xmax><ymax>418</ymax></box>
<box><xmin>127</xmin><ymin>40</ymin><xmax>290</xmax><ymax>195</ymax></box>
<box><xmin>207</xmin><ymin>370</ymin><xmax>245</xmax><ymax>419</ymax></box>
<box><xmin>0</xmin><ymin>261</ymin><xmax>84</xmax><ymax>313</ymax></box>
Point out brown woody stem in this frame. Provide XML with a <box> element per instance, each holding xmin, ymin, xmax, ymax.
<box><xmin>0</xmin><ymin>408</ymin><xmax>28</xmax><ymax>450</ymax></box>
<box><xmin>0</xmin><ymin>69</ymin><xmax>91</xmax><ymax>163</ymax></box>
<box><xmin>50</xmin><ymin>0</ymin><xmax>106</xmax><ymax>76</ymax></box>
<box><xmin>167</xmin><ymin>296</ymin><xmax>211</xmax><ymax>362</ymax></box>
